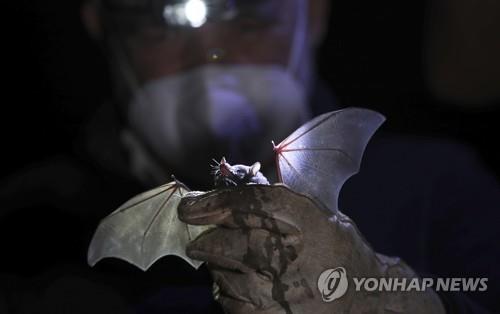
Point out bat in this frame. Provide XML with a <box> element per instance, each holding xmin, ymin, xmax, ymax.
<box><xmin>87</xmin><ymin>107</ymin><xmax>385</xmax><ymax>270</ymax></box>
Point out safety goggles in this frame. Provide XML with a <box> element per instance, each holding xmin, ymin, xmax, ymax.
<box><xmin>100</xmin><ymin>0</ymin><xmax>284</xmax><ymax>35</ymax></box>
<box><xmin>102</xmin><ymin>0</ymin><xmax>307</xmax><ymax>88</ymax></box>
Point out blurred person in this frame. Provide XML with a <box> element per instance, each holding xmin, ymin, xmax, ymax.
<box><xmin>0</xmin><ymin>0</ymin><xmax>499</xmax><ymax>313</ymax></box>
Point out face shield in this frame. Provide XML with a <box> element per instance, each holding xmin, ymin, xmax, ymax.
<box><xmin>99</xmin><ymin>0</ymin><xmax>313</xmax><ymax>187</ymax></box>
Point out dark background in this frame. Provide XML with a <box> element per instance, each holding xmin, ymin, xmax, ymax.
<box><xmin>3</xmin><ymin>1</ymin><xmax>499</xmax><ymax>180</ymax></box>
<box><xmin>1</xmin><ymin>1</ymin><xmax>499</xmax><ymax>313</ymax></box>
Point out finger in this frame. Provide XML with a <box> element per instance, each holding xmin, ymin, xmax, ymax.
<box><xmin>217</xmin><ymin>296</ymin><xmax>289</xmax><ymax>314</ymax></box>
<box><xmin>210</xmin><ymin>268</ymin><xmax>275</xmax><ymax>311</ymax></box>
<box><xmin>217</xmin><ymin>295</ymin><xmax>256</xmax><ymax>314</ymax></box>
<box><xmin>211</xmin><ymin>268</ymin><xmax>313</xmax><ymax>313</ymax></box>
<box><xmin>178</xmin><ymin>185</ymin><xmax>310</xmax><ymax>234</ymax></box>
<box><xmin>187</xmin><ymin>228</ymin><xmax>302</xmax><ymax>275</ymax></box>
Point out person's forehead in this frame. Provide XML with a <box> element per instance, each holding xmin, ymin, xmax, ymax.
<box><xmin>100</xmin><ymin>0</ymin><xmax>296</xmax><ymax>30</ymax></box>
<box><xmin>101</xmin><ymin>0</ymin><xmax>287</xmax><ymax>9</ymax></box>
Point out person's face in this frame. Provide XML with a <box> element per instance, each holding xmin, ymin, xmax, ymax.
<box><xmin>126</xmin><ymin>1</ymin><xmax>299</xmax><ymax>84</ymax></box>
<box><xmin>81</xmin><ymin>0</ymin><xmax>330</xmax><ymax>186</ymax></box>
<box><xmin>83</xmin><ymin>0</ymin><xmax>330</xmax><ymax>85</ymax></box>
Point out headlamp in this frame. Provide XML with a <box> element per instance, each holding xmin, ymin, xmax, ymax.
<box><xmin>163</xmin><ymin>0</ymin><xmax>239</xmax><ymax>28</ymax></box>
<box><xmin>101</xmin><ymin>0</ymin><xmax>239</xmax><ymax>30</ymax></box>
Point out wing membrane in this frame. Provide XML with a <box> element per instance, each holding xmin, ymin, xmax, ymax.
<box><xmin>88</xmin><ymin>181</ymin><xmax>210</xmax><ymax>270</ymax></box>
<box><xmin>275</xmin><ymin>108</ymin><xmax>385</xmax><ymax>212</ymax></box>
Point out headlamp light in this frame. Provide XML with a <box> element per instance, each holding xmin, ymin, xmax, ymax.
<box><xmin>101</xmin><ymin>0</ymin><xmax>238</xmax><ymax>30</ymax></box>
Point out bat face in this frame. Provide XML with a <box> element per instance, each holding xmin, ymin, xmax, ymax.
<box><xmin>212</xmin><ymin>157</ymin><xmax>250</xmax><ymax>186</ymax></box>
<box><xmin>212</xmin><ymin>157</ymin><xmax>268</xmax><ymax>187</ymax></box>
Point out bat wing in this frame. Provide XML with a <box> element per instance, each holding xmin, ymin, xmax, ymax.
<box><xmin>87</xmin><ymin>181</ymin><xmax>210</xmax><ymax>270</ymax></box>
<box><xmin>274</xmin><ymin>107</ymin><xmax>385</xmax><ymax>212</ymax></box>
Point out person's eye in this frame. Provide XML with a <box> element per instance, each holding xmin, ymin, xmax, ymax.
<box><xmin>232</xmin><ymin>15</ymin><xmax>276</xmax><ymax>31</ymax></box>
<box><xmin>136</xmin><ymin>27</ymin><xmax>167</xmax><ymax>40</ymax></box>
<box><xmin>130</xmin><ymin>25</ymin><xmax>188</xmax><ymax>44</ymax></box>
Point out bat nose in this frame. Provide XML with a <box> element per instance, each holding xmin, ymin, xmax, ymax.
<box><xmin>220</xmin><ymin>164</ymin><xmax>231</xmax><ymax>177</ymax></box>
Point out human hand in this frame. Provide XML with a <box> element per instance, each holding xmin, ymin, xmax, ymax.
<box><xmin>178</xmin><ymin>185</ymin><xmax>444</xmax><ymax>314</ymax></box>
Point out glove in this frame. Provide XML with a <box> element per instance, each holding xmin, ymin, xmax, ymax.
<box><xmin>178</xmin><ymin>185</ymin><xmax>445</xmax><ymax>314</ymax></box>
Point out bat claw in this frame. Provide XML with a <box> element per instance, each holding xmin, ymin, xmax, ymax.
<box><xmin>271</xmin><ymin>140</ymin><xmax>277</xmax><ymax>150</ymax></box>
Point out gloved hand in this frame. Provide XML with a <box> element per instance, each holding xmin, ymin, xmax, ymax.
<box><xmin>178</xmin><ymin>185</ymin><xmax>445</xmax><ymax>314</ymax></box>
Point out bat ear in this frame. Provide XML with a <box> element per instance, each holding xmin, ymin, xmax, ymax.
<box><xmin>250</xmin><ymin>162</ymin><xmax>261</xmax><ymax>176</ymax></box>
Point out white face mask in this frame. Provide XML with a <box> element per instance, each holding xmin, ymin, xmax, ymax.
<box><xmin>119</xmin><ymin>0</ymin><xmax>311</xmax><ymax>186</ymax></box>
<box><xmin>126</xmin><ymin>64</ymin><xmax>310</xmax><ymax>185</ymax></box>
